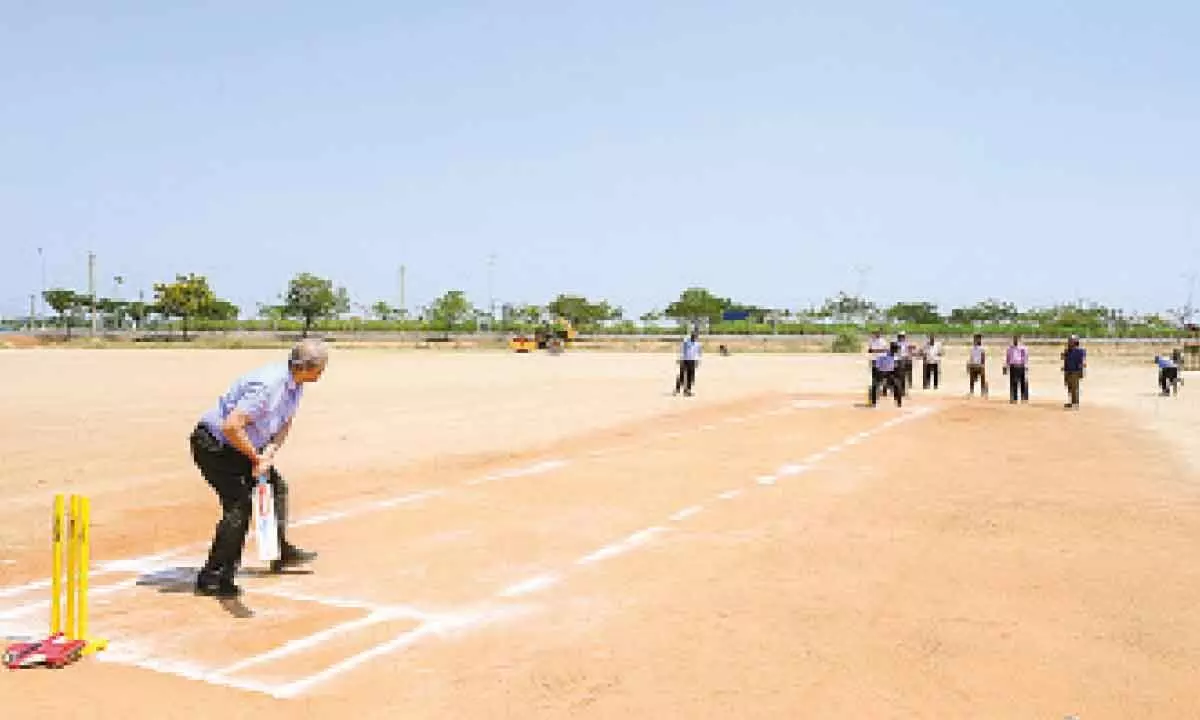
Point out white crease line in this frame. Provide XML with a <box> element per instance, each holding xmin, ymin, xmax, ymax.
<box><xmin>576</xmin><ymin>527</ymin><xmax>667</xmax><ymax>565</ymax></box>
<box><xmin>254</xmin><ymin>588</ymin><xmax>429</xmax><ymax>617</ymax></box>
<box><xmin>700</xmin><ymin>424</ymin><xmax>717</xmax><ymax>431</ymax></box>
<box><xmin>717</xmin><ymin>489</ymin><xmax>743</xmax><ymax>500</ymax></box>
<box><xmin>273</xmin><ymin>608</ymin><xmax>523</xmax><ymax>699</ymax></box>
<box><xmin>498</xmin><ymin>574</ymin><xmax>560</xmax><ymax>598</ymax></box>
<box><xmin>0</xmin><ymin>578</ymin><xmax>137</xmax><ymax>620</ymax></box>
<box><xmin>211</xmin><ymin>610</ymin><xmax>400</xmax><ymax>678</ymax></box>
<box><xmin>96</xmin><ymin>648</ymin><xmax>291</xmax><ymax>699</ymax></box>
<box><xmin>756</xmin><ymin>475</ymin><xmax>777</xmax><ymax>486</ymax></box>
<box><xmin>777</xmin><ymin>464</ymin><xmax>808</xmax><ymax>476</ymax></box>
<box><xmin>669</xmin><ymin>506</ymin><xmax>703</xmax><ymax>521</ymax></box>
<box><xmin>469</xmin><ymin>460</ymin><xmax>569</xmax><ymax>486</ymax></box>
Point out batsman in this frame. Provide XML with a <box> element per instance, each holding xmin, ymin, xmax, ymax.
<box><xmin>188</xmin><ymin>339</ymin><xmax>326</xmax><ymax>598</ymax></box>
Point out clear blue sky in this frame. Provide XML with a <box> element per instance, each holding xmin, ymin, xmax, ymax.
<box><xmin>2</xmin><ymin>1</ymin><xmax>1198</xmax><ymax>321</ymax></box>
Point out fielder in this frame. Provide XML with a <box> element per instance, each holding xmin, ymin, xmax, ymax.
<box><xmin>869</xmin><ymin>342</ymin><xmax>903</xmax><ymax>407</ymax></box>
<box><xmin>1155</xmin><ymin>354</ymin><xmax>1180</xmax><ymax>396</ymax></box>
<box><xmin>189</xmin><ymin>339</ymin><xmax>326</xmax><ymax>597</ymax></box>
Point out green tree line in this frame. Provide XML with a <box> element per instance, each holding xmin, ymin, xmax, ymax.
<box><xmin>20</xmin><ymin>274</ymin><xmax>1194</xmax><ymax>339</ymax></box>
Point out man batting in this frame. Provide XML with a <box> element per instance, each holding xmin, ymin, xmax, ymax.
<box><xmin>189</xmin><ymin>339</ymin><xmax>327</xmax><ymax>597</ymax></box>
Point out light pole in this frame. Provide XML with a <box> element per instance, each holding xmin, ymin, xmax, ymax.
<box><xmin>486</xmin><ymin>253</ymin><xmax>497</xmax><ymax>326</ymax></box>
<box><xmin>37</xmin><ymin>247</ymin><xmax>45</xmax><ymax>328</ymax></box>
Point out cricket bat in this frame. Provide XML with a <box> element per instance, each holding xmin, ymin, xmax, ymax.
<box><xmin>252</xmin><ymin>475</ymin><xmax>281</xmax><ymax>563</ymax></box>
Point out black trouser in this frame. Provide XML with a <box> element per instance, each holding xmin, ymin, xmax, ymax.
<box><xmin>969</xmin><ymin>365</ymin><xmax>988</xmax><ymax>396</ymax></box>
<box><xmin>189</xmin><ymin>423</ymin><xmax>291</xmax><ymax>583</ymax></box>
<box><xmin>1008</xmin><ymin>365</ymin><xmax>1029</xmax><ymax>402</ymax></box>
<box><xmin>675</xmin><ymin>360</ymin><xmax>697</xmax><ymax>394</ymax></box>
<box><xmin>869</xmin><ymin>370</ymin><xmax>902</xmax><ymax>407</ymax></box>
<box><xmin>922</xmin><ymin>362</ymin><xmax>940</xmax><ymax>389</ymax></box>
<box><xmin>901</xmin><ymin>359</ymin><xmax>914</xmax><ymax>390</ymax></box>
<box><xmin>1160</xmin><ymin>367</ymin><xmax>1179</xmax><ymax>395</ymax></box>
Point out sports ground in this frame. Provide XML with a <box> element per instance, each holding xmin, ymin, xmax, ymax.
<box><xmin>2</xmin><ymin>347</ymin><xmax>1199</xmax><ymax>718</ymax></box>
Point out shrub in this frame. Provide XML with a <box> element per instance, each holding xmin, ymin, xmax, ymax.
<box><xmin>831</xmin><ymin>330</ymin><xmax>861</xmax><ymax>353</ymax></box>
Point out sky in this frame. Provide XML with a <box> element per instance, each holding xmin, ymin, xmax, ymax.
<box><xmin>2</xmin><ymin>1</ymin><xmax>1198</xmax><ymax>321</ymax></box>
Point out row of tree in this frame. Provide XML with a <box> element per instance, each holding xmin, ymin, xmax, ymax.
<box><xmin>28</xmin><ymin>272</ymin><xmax>1194</xmax><ymax>337</ymax></box>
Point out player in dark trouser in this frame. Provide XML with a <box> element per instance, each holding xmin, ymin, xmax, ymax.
<box><xmin>191</xmin><ymin>339</ymin><xmax>327</xmax><ymax>598</ymax></box>
<box><xmin>869</xmin><ymin>342</ymin><xmax>903</xmax><ymax>407</ymax></box>
<box><xmin>674</xmin><ymin>331</ymin><xmax>701</xmax><ymax>396</ymax></box>
<box><xmin>1155</xmin><ymin>355</ymin><xmax>1180</xmax><ymax>396</ymax></box>
<box><xmin>1004</xmin><ymin>335</ymin><xmax>1030</xmax><ymax>403</ymax></box>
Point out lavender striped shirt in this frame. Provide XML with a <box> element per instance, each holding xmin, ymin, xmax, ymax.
<box><xmin>200</xmin><ymin>363</ymin><xmax>303</xmax><ymax>451</ymax></box>
<box><xmin>1006</xmin><ymin>345</ymin><xmax>1029</xmax><ymax>367</ymax></box>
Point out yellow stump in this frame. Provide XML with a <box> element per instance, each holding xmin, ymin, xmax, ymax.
<box><xmin>50</xmin><ymin>495</ymin><xmax>65</xmax><ymax>635</ymax></box>
<box><xmin>78</xmin><ymin>496</ymin><xmax>107</xmax><ymax>655</ymax></box>
<box><xmin>46</xmin><ymin>493</ymin><xmax>107</xmax><ymax>655</ymax></box>
<box><xmin>66</xmin><ymin>495</ymin><xmax>78</xmax><ymax>638</ymax></box>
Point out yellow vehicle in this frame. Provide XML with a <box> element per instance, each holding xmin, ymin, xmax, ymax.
<box><xmin>535</xmin><ymin>318</ymin><xmax>576</xmax><ymax>349</ymax></box>
<box><xmin>509</xmin><ymin>335</ymin><xmax>538</xmax><ymax>353</ymax></box>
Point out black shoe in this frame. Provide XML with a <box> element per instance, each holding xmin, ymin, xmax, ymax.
<box><xmin>195</xmin><ymin>577</ymin><xmax>242</xmax><ymax>598</ymax></box>
<box><xmin>270</xmin><ymin>546</ymin><xmax>318</xmax><ymax>573</ymax></box>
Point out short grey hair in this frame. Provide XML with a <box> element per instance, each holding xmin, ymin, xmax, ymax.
<box><xmin>289</xmin><ymin>338</ymin><xmax>329</xmax><ymax>370</ymax></box>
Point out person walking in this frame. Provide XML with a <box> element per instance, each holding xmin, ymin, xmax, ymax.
<box><xmin>921</xmin><ymin>334</ymin><xmax>942</xmax><ymax>390</ymax></box>
<box><xmin>674</xmin><ymin>331</ymin><xmax>702</xmax><ymax>396</ymax></box>
<box><xmin>189</xmin><ymin>339</ymin><xmax>327</xmax><ymax>598</ymax></box>
<box><xmin>1061</xmin><ymin>335</ymin><xmax>1087</xmax><ymax>409</ymax></box>
<box><xmin>1004</xmin><ymin>335</ymin><xmax>1030</xmax><ymax>403</ymax></box>
<box><xmin>967</xmin><ymin>333</ymin><xmax>988</xmax><ymax>397</ymax></box>
<box><xmin>869</xmin><ymin>342</ymin><xmax>903</xmax><ymax>407</ymax></box>
<box><xmin>867</xmin><ymin>330</ymin><xmax>889</xmax><ymax>396</ymax></box>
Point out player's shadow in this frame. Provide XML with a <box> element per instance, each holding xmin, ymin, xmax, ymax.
<box><xmin>133</xmin><ymin>565</ymin><xmax>307</xmax><ymax>619</ymax></box>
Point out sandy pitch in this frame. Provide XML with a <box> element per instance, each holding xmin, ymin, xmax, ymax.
<box><xmin>1</xmin><ymin>348</ymin><xmax>1199</xmax><ymax>719</ymax></box>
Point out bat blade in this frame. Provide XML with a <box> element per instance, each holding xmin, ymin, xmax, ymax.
<box><xmin>252</xmin><ymin>476</ymin><xmax>281</xmax><ymax>562</ymax></box>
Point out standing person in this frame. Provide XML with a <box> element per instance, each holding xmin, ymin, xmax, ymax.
<box><xmin>921</xmin><ymin>334</ymin><xmax>942</xmax><ymax>390</ymax></box>
<box><xmin>869</xmin><ymin>342</ymin><xmax>903</xmax><ymax>407</ymax></box>
<box><xmin>189</xmin><ymin>339</ymin><xmax>327</xmax><ymax>598</ymax></box>
<box><xmin>1004</xmin><ymin>335</ymin><xmax>1030</xmax><ymax>403</ymax></box>
<box><xmin>674</xmin><ymin>331</ymin><xmax>701</xmax><ymax>397</ymax></box>
<box><xmin>1061</xmin><ymin>335</ymin><xmax>1087</xmax><ymax>409</ymax></box>
<box><xmin>867</xmin><ymin>330</ymin><xmax>888</xmax><ymax>395</ymax></box>
<box><xmin>967</xmin><ymin>333</ymin><xmax>988</xmax><ymax>397</ymax></box>
<box><xmin>896</xmin><ymin>332</ymin><xmax>914</xmax><ymax>393</ymax></box>
<box><xmin>1154</xmin><ymin>354</ymin><xmax>1180</xmax><ymax>396</ymax></box>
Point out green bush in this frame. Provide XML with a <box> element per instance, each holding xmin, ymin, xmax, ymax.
<box><xmin>831</xmin><ymin>330</ymin><xmax>861</xmax><ymax>353</ymax></box>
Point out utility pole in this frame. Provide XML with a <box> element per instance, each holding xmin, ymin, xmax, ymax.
<box><xmin>29</xmin><ymin>293</ymin><xmax>35</xmax><ymax>331</ymax></box>
<box><xmin>37</xmin><ymin>246</ymin><xmax>45</xmax><ymax>327</ymax></box>
<box><xmin>487</xmin><ymin>253</ymin><xmax>497</xmax><ymax>323</ymax></box>
<box><xmin>88</xmin><ymin>251</ymin><xmax>97</xmax><ymax>336</ymax></box>
<box><xmin>398</xmin><ymin>264</ymin><xmax>407</xmax><ymax>318</ymax></box>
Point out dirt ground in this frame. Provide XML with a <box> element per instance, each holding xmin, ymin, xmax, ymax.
<box><xmin>1</xmin><ymin>346</ymin><xmax>1198</xmax><ymax>719</ymax></box>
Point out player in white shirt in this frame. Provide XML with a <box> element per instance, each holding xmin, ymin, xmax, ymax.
<box><xmin>895</xmin><ymin>332</ymin><xmax>914</xmax><ymax>392</ymax></box>
<box><xmin>967</xmin><ymin>333</ymin><xmax>988</xmax><ymax>397</ymax></box>
<box><xmin>921</xmin><ymin>334</ymin><xmax>942</xmax><ymax>390</ymax></box>
<box><xmin>674</xmin><ymin>331</ymin><xmax>702</xmax><ymax>397</ymax></box>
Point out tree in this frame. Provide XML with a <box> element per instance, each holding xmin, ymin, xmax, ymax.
<box><xmin>282</xmin><ymin>272</ymin><xmax>350</xmax><ymax>337</ymax></box>
<box><xmin>427</xmin><ymin>290</ymin><xmax>475</xmax><ymax>331</ymax></box>
<box><xmin>370</xmin><ymin>301</ymin><xmax>398</xmax><ymax>321</ymax></box>
<box><xmin>546</xmin><ymin>294</ymin><xmax>621</xmax><ymax>328</ymax></box>
<box><xmin>42</xmin><ymin>289</ymin><xmax>82</xmax><ymax>337</ymax></box>
<box><xmin>886</xmin><ymin>302</ymin><xmax>941</xmax><ymax>325</ymax></box>
<box><xmin>664</xmin><ymin>287</ymin><xmax>732</xmax><ymax>325</ymax></box>
<box><xmin>153</xmin><ymin>273</ymin><xmax>218</xmax><ymax>339</ymax></box>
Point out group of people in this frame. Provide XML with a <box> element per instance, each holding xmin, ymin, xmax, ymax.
<box><xmin>866</xmin><ymin>331</ymin><xmax>1092</xmax><ymax>409</ymax></box>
